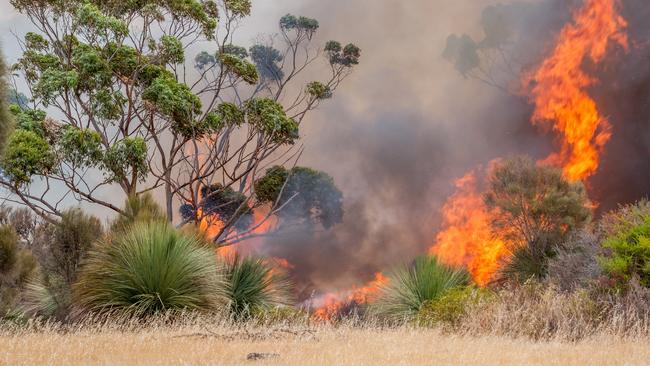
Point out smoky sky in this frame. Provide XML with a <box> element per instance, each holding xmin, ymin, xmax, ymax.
<box><xmin>1</xmin><ymin>0</ymin><xmax>648</xmax><ymax>294</ymax></box>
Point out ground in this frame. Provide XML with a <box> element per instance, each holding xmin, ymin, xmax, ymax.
<box><xmin>1</xmin><ymin>326</ymin><xmax>648</xmax><ymax>365</ymax></box>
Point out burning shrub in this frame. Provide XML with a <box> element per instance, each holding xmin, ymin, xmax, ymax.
<box><xmin>74</xmin><ymin>222</ymin><xmax>225</xmax><ymax>318</ymax></box>
<box><xmin>599</xmin><ymin>200</ymin><xmax>650</xmax><ymax>289</ymax></box>
<box><xmin>485</xmin><ymin>156</ymin><xmax>592</xmax><ymax>283</ymax></box>
<box><xmin>371</xmin><ymin>256</ymin><xmax>469</xmax><ymax>322</ymax></box>
<box><xmin>223</xmin><ymin>255</ymin><xmax>292</xmax><ymax>319</ymax></box>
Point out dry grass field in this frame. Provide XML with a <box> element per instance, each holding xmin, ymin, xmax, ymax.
<box><xmin>2</xmin><ymin>324</ymin><xmax>650</xmax><ymax>366</ymax></box>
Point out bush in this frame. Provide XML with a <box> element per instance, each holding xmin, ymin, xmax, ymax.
<box><xmin>416</xmin><ymin>286</ymin><xmax>492</xmax><ymax>329</ymax></box>
<box><xmin>484</xmin><ymin>156</ymin><xmax>592</xmax><ymax>283</ymax></box>
<box><xmin>224</xmin><ymin>255</ymin><xmax>292</xmax><ymax>319</ymax></box>
<box><xmin>547</xmin><ymin>231</ymin><xmax>602</xmax><ymax>291</ymax></box>
<box><xmin>74</xmin><ymin>222</ymin><xmax>225</xmax><ymax>317</ymax></box>
<box><xmin>0</xmin><ymin>225</ymin><xmax>38</xmax><ymax>316</ymax></box>
<box><xmin>49</xmin><ymin>209</ymin><xmax>103</xmax><ymax>286</ymax></box>
<box><xmin>599</xmin><ymin>200</ymin><xmax>650</xmax><ymax>288</ymax></box>
<box><xmin>372</xmin><ymin>256</ymin><xmax>470</xmax><ymax>321</ymax></box>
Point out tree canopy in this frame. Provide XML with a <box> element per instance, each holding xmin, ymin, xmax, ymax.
<box><xmin>1</xmin><ymin>0</ymin><xmax>359</xmax><ymax>243</ymax></box>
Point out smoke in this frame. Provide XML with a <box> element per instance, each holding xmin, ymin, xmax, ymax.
<box><xmin>241</xmin><ymin>0</ymin><xmax>650</xmax><ymax>295</ymax></box>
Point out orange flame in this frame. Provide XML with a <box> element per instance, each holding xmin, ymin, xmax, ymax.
<box><xmin>527</xmin><ymin>0</ymin><xmax>628</xmax><ymax>182</ymax></box>
<box><xmin>312</xmin><ymin>272</ymin><xmax>389</xmax><ymax>321</ymax></box>
<box><xmin>431</xmin><ymin>0</ymin><xmax>628</xmax><ymax>286</ymax></box>
<box><xmin>429</xmin><ymin>171</ymin><xmax>510</xmax><ymax>286</ymax></box>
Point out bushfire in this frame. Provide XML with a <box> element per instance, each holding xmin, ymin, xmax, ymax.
<box><xmin>430</xmin><ymin>0</ymin><xmax>628</xmax><ymax>285</ymax></box>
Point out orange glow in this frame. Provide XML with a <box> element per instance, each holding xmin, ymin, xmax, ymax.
<box><xmin>312</xmin><ymin>272</ymin><xmax>389</xmax><ymax>321</ymax></box>
<box><xmin>527</xmin><ymin>0</ymin><xmax>628</xmax><ymax>182</ymax></box>
<box><xmin>430</xmin><ymin>0</ymin><xmax>628</xmax><ymax>286</ymax></box>
<box><xmin>429</xmin><ymin>172</ymin><xmax>510</xmax><ymax>286</ymax></box>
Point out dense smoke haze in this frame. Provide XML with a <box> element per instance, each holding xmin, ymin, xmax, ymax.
<box><xmin>0</xmin><ymin>0</ymin><xmax>648</xmax><ymax>295</ymax></box>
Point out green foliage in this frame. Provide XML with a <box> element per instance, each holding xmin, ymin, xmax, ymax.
<box><xmin>306</xmin><ymin>81</ymin><xmax>332</xmax><ymax>100</ymax></box>
<box><xmin>103</xmin><ymin>137</ymin><xmax>148</xmax><ymax>184</ymax></box>
<box><xmin>74</xmin><ymin>222</ymin><xmax>225</xmax><ymax>317</ymax></box>
<box><xmin>417</xmin><ymin>286</ymin><xmax>492</xmax><ymax>328</ymax></box>
<box><xmin>325</xmin><ymin>41</ymin><xmax>361</xmax><ymax>66</ymax></box>
<box><xmin>599</xmin><ymin>201</ymin><xmax>650</xmax><ymax>288</ymax></box>
<box><xmin>0</xmin><ymin>225</ymin><xmax>37</xmax><ymax>315</ymax></box>
<box><xmin>111</xmin><ymin>193</ymin><xmax>166</xmax><ymax>234</ymax></box>
<box><xmin>221</xmin><ymin>44</ymin><xmax>249</xmax><ymax>59</ymax></box>
<box><xmin>484</xmin><ymin>156</ymin><xmax>591</xmax><ymax>281</ymax></box>
<box><xmin>194</xmin><ymin>51</ymin><xmax>216</xmax><ymax>70</ymax></box>
<box><xmin>32</xmin><ymin>69</ymin><xmax>79</xmax><ymax>106</ymax></box>
<box><xmin>224</xmin><ymin>0</ymin><xmax>251</xmax><ymax>17</ymax></box>
<box><xmin>49</xmin><ymin>208</ymin><xmax>103</xmax><ymax>286</ymax></box>
<box><xmin>9</xmin><ymin>105</ymin><xmax>46</xmax><ymax>135</ymax></box>
<box><xmin>254</xmin><ymin>166</ymin><xmax>343</xmax><ymax>228</ymax></box>
<box><xmin>372</xmin><ymin>256</ymin><xmax>470</xmax><ymax>321</ymax></box>
<box><xmin>501</xmin><ymin>243</ymin><xmax>553</xmax><ymax>283</ymax></box>
<box><xmin>224</xmin><ymin>255</ymin><xmax>292</xmax><ymax>318</ymax></box>
<box><xmin>0</xmin><ymin>52</ymin><xmax>14</xmax><ymax>156</ymax></box>
<box><xmin>157</xmin><ymin>35</ymin><xmax>185</xmax><ymax>64</ymax></box>
<box><xmin>280</xmin><ymin>14</ymin><xmax>319</xmax><ymax>35</ymax></box>
<box><xmin>219</xmin><ymin>53</ymin><xmax>259</xmax><ymax>85</ymax></box>
<box><xmin>143</xmin><ymin>74</ymin><xmax>202</xmax><ymax>138</ymax></box>
<box><xmin>77</xmin><ymin>2</ymin><xmax>129</xmax><ymax>38</ymax></box>
<box><xmin>244</xmin><ymin>98</ymin><xmax>298</xmax><ymax>144</ymax></box>
<box><xmin>59</xmin><ymin>126</ymin><xmax>103</xmax><ymax>167</ymax></box>
<box><xmin>1</xmin><ymin>130</ymin><xmax>56</xmax><ymax>186</ymax></box>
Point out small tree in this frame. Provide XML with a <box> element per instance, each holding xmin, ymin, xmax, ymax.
<box><xmin>484</xmin><ymin>156</ymin><xmax>591</xmax><ymax>281</ymax></box>
<box><xmin>2</xmin><ymin>1</ymin><xmax>359</xmax><ymax>244</ymax></box>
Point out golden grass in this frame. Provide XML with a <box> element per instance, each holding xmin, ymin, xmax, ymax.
<box><xmin>2</xmin><ymin>324</ymin><xmax>649</xmax><ymax>366</ymax></box>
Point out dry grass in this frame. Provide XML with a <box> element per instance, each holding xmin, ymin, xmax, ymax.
<box><xmin>1</xmin><ymin>321</ymin><xmax>650</xmax><ymax>366</ymax></box>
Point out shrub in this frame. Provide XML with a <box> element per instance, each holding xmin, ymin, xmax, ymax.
<box><xmin>484</xmin><ymin>156</ymin><xmax>592</xmax><ymax>283</ymax></box>
<box><xmin>417</xmin><ymin>286</ymin><xmax>493</xmax><ymax>328</ymax></box>
<box><xmin>372</xmin><ymin>256</ymin><xmax>470</xmax><ymax>321</ymax></box>
<box><xmin>74</xmin><ymin>222</ymin><xmax>225</xmax><ymax>317</ymax></box>
<box><xmin>49</xmin><ymin>208</ymin><xmax>103</xmax><ymax>286</ymax></box>
<box><xmin>547</xmin><ymin>231</ymin><xmax>602</xmax><ymax>291</ymax></box>
<box><xmin>599</xmin><ymin>200</ymin><xmax>650</xmax><ymax>288</ymax></box>
<box><xmin>224</xmin><ymin>255</ymin><xmax>292</xmax><ymax>319</ymax></box>
<box><xmin>0</xmin><ymin>225</ymin><xmax>38</xmax><ymax>316</ymax></box>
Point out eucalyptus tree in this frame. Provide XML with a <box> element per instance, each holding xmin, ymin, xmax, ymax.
<box><xmin>1</xmin><ymin>0</ymin><xmax>360</xmax><ymax>243</ymax></box>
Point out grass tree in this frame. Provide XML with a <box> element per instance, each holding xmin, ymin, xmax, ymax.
<box><xmin>372</xmin><ymin>256</ymin><xmax>470</xmax><ymax>321</ymax></box>
<box><xmin>224</xmin><ymin>254</ymin><xmax>292</xmax><ymax>319</ymax></box>
<box><xmin>74</xmin><ymin>222</ymin><xmax>225</xmax><ymax>317</ymax></box>
<box><xmin>2</xmin><ymin>0</ymin><xmax>360</xmax><ymax>243</ymax></box>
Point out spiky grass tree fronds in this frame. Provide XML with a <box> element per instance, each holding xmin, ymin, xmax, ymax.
<box><xmin>22</xmin><ymin>275</ymin><xmax>70</xmax><ymax>320</ymax></box>
<box><xmin>372</xmin><ymin>256</ymin><xmax>470</xmax><ymax>322</ymax></box>
<box><xmin>500</xmin><ymin>244</ymin><xmax>552</xmax><ymax>284</ymax></box>
<box><xmin>74</xmin><ymin>222</ymin><xmax>225</xmax><ymax>318</ymax></box>
<box><xmin>224</xmin><ymin>255</ymin><xmax>293</xmax><ymax>319</ymax></box>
